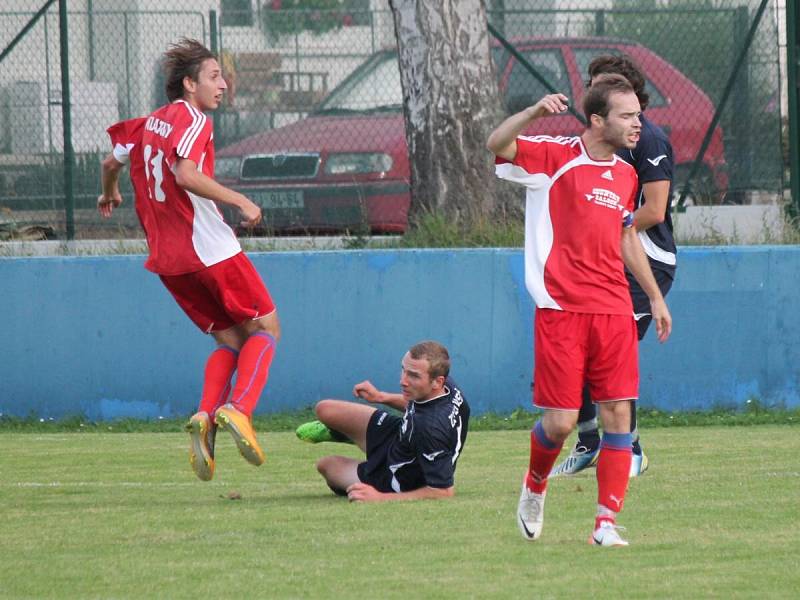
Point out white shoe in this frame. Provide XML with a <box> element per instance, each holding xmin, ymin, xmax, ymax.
<box><xmin>630</xmin><ymin>451</ymin><xmax>649</xmax><ymax>477</ymax></box>
<box><xmin>517</xmin><ymin>483</ymin><xmax>545</xmax><ymax>541</ymax></box>
<box><xmin>590</xmin><ymin>521</ymin><xmax>629</xmax><ymax>547</ymax></box>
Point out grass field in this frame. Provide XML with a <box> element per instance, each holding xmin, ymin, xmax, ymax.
<box><xmin>2</xmin><ymin>426</ymin><xmax>798</xmax><ymax>599</ymax></box>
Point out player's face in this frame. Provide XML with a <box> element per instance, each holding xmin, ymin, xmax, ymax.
<box><xmin>399</xmin><ymin>353</ymin><xmax>437</xmax><ymax>402</ymax></box>
<box><xmin>599</xmin><ymin>91</ymin><xmax>641</xmax><ymax>150</ymax></box>
<box><xmin>190</xmin><ymin>58</ymin><xmax>227</xmax><ymax>111</ymax></box>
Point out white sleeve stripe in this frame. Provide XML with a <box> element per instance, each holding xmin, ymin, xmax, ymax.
<box><xmin>112</xmin><ymin>142</ymin><xmax>133</xmax><ymax>164</ymax></box>
<box><xmin>176</xmin><ymin>102</ymin><xmax>207</xmax><ymax>158</ymax></box>
<box><xmin>177</xmin><ymin>101</ymin><xmax>204</xmax><ymax>156</ymax></box>
<box><xmin>177</xmin><ymin>104</ymin><xmax>205</xmax><ymax>157</ymax></box>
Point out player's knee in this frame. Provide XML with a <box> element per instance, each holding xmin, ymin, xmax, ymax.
<box><xmin>316</xmin><ymin>455</ymin><xmax>334</xmax><ymax>477</ymax></box>
<box><xmin>315</xmin><ymin>399</ymin><xmax>337</xmax><ymax>422</ymax></box>
<box><xmin>544</xmin><ymin>420</ymin><xmax>573</xmax><ymax>443</ymax></box>
<box><xmin>248</xmin><ymin>312</ymin><xmax>281</xmax><ymax>342</ymax></box>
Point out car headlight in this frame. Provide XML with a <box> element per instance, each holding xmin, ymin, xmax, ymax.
<box><xmin>324</xmin><ymin>153</ymin><xmax>393</xmax><ymax>175</ymax></box>
<box><xmin>216</xmin><ymin>157</ymin><xmax>241</xmax><ymax>179</ymax></box>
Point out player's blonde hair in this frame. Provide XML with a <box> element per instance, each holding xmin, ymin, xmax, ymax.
<box><xmin>409</xmin><ymin>341</ymin><xmax>450</xmax><ymax>380</ymax></box>
<box><xmin>163</xmin><ymin>38</ymin><xmax>216</xmax><ymax>102</ymax></box>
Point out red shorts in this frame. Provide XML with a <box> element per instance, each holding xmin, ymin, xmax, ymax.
<box><xmin>159</xmin><ymin>253</ymin><xmax>275</xmax><ymax>333</ymax></box>
<box><xmin>533</xmin><ymin>309</ymin><xmax>638</xmax><ymax>410</ymax></box>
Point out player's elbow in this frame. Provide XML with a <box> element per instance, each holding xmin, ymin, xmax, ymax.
<box><xmin>486</xmin><ymin>133</ymin><xmax>505</xmax><ymax>155</ymax></box>
<box><xmin>101</xmin><ymin>154</ymin><xmax>123</xmax><ymax>175</ymax></box>
<box><xmin>174</xmin><ymin>167</ymin><xmax>193</xmax><ymax>189</ymax></box>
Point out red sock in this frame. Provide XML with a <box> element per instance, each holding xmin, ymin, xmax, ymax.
<box><xmin>596</xmin><ymin>446</ymin><xmax>632</xmax><ymax>515</ymax></box>
<box><xmin>525</xmin><ymin>421</ymin><xmax>563</xmax><ymax>494</ymax></box>
<box><xmin>199</xmin><ymin>345</ymin><xmax>238</xmax><ymax>416</ymax></box>
<box><xmin>229</xmin><ymin>333</ymin><xmax>276</xmax><ymax>417</ymax></box>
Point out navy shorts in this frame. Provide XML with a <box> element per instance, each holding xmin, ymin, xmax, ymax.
<box><xmin>626</xmin><ymin>265</ymin><xmax>674</xmax><ymax>340</ymax></box>
<box><xmin>356</xmin><ymin>409</ymin><xmax>403</xmax><ymax>493</ymax></box>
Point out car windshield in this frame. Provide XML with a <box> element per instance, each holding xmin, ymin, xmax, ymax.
<box><xmin>316</xmin><ymin>53</ymin><xmax>403</xmax><ymax>114</ymax></box>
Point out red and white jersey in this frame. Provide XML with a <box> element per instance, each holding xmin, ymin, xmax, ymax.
<box><xmin>496</xmin><ymin>135</ymin><xmax>637</xmax><ymax>315</ymax></box>
<box><xmin>107</xmin><ymin>100</ymin><xmax>240</xmax><ymax>275</ymax></box>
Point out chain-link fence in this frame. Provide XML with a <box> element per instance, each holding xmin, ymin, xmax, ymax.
<box><xmin>0</xmin><ymin>0</ymin><xmax>788</xmax><ymax>240</ymax></box>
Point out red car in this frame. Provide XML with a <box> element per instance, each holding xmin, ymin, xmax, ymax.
<box><xmin>216</xmin><ymin>37</ymin><xmax>727</xmax><ymax>234</ymax></box>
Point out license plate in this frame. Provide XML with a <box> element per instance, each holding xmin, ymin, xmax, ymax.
<box><xmin>251</xmin><ymin>190</ymin><xmax>304</xmax><ymax>210</ymax></box>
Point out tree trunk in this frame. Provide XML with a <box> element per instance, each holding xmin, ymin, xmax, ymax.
<box><xmin>389</xmin><ymin>0</ymin><xmax>509</xmax><ymax>223</ymax></box>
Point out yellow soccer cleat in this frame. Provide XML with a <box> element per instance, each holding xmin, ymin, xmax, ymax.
<box><xmin>185</xmin><ymin>411</ymin><xmax>216</xmax><ymax>481</ymax></box>
<box><xmin>215</xmin><ymin>403</ymin><xmax>265</xmax><ymax>466</ymax></box>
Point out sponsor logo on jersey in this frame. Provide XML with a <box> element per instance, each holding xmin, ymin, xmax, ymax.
<box><xmin>145</xmin><ymin>116</ymin><xmax>173</xmax><ymax>138</ymax></box>
<box><xmin>647</xmin><ymin>154</ymin><xmax>667</xmax><ymax>166</ymax></box>
<box><xmin>584</xmin><ymin>187</ymin><xmax>622</xmax><ymax>210</ymax></box>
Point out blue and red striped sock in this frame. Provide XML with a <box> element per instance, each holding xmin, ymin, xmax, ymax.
<box><xmin>525</xmin><ymin>420</ymin><xmax>563</xmax><ymax>494</ymax></box>
<box><xmin>596</xmin><ymin>431</ymin><xmax>633</xmax><ymax>515</ymax></box>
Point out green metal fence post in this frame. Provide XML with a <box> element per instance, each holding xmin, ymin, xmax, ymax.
<box><xmin>595</xmin><ymin>9</ymin><xmax>605</xmax><ymax>36</ymax></box>
<box><xmin>210</xmin><ymin>9</ymin><xmax>218</xmax><ymax>54</ymax></box>
<box><xmin>677</xmin><ymin>0</ymin><xmax>769</xmax><ymax>207</ymax></box>
<box><xmin>58</xmin><ymin>0</ymin><xmax>75</xmax><ymax>240</ymax></box>
<box><xmin>729</xmin><ymin>6</ymin><xmax>751</xmax><ymax>203</ymax></box>
<box><xmin>88</xmin><ymin>0</ymin><xmax>95</xmax><ymax>80</ymax></box>
<box><xmin>789</xmin><ymin>0</ymin><xmax>800</xmax><ymax>216</ymax></box>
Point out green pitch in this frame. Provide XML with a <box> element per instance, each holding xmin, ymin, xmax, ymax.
<box><xmin>1</xmin><ymin>426</ymin><xmax>797</xmax><ymax>598</ymax></box>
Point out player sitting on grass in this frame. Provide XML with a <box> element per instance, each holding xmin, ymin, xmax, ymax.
<box><xmin>296</xmin><ymin>341</ymin><xmax>470</xmax><ymax>502</ymax></box>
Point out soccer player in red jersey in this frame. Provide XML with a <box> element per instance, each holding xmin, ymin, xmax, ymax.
<box><xmin>487</xmin><ymin>75</ymin><xmax>672</xmax><ymax>546</ymax></box>
<box><xmin>98</xmin><ymin>39</ymin><xmax>279</xmax><ymax>481</ymax></box>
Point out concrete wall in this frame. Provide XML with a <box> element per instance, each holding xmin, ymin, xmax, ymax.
<box><xmin>2</xmin><ymin>246</ymin><xmax>798</xmax><ymax>420</ymax></box>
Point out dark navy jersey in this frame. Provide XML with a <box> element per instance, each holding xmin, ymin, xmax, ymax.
<box><xmin>617</xmin><ymin>114</ymin><xmax>676</xmax><ymax>273</ymax></box>
<box><xmin>382</xmin><ymin>377</ymin><xmax>470</xmax><ymax>491</ymax></box>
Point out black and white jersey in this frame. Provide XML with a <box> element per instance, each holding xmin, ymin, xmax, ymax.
<box><xmin>385</xmin><ymin>377</ymin><xmax>470</xmax><ymax>492</ymax></box>
<box><xmin>617</xmin><ymin>114</ymin><xmax>677</xmax><ymax>274</ymax></box>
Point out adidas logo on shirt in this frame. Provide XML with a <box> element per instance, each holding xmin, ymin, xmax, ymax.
<box><xmin>601</xmin><ymin>170</ymin><xmax>614</xmax><ymax>181</ymax></box>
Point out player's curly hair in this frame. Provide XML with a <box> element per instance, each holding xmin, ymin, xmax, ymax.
<box><xmin>162</xmin><ymin>38</ymin><xmax>216</xmax><ymax>102</ymax></box>
<box><xmin>583</xmin><ymin>73</ymin><xmax>635</xmax><ymax>123</ymax></box>
<box><xmin>586</xmin><ymin>54</ymin><xmax>649</xmax><ymax>111</ymax></box>
<box><xmin>409</xmin><ymin>341</ymin><xmax>450</xmax><ymax>380</ymax></box>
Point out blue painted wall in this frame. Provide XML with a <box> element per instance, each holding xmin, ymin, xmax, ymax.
<box><xmin>2</xmin><ymin>247</ymin><xmax>797</xmax><ymax>420</ymax></box>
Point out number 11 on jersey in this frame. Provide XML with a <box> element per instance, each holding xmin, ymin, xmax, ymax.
<box><xmin>143</xmin><ymin>144</ymin><xmax>166</xmax><ymax>202</ymax></box>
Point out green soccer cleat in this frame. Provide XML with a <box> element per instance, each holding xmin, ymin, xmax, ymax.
<box><xmin>295</xmin><ymin>420</ymin><xmax>336</xmax><ymax>443</ymax></box>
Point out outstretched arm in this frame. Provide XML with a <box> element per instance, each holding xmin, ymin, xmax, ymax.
<box><xmin>486</xmin><ymin>93</ymin><xmax>570</xmax><ymax>160</ymax></box>
<box><xmin>346</xmin><ymin>482</ymin><xmax>454</xmax><ymax>503</ymax></box>
<box><xmin>621</xmin><ymin>227</ymin><xmax>672</xmax><ymax>342</ymax></box>
<box><xmin>352</xmin><ymin>380</ymin><xmax>407</xmax><ymax>411</ymax></box>
<box><xmin>97</xmin><ymin>153</ymin><xmax>125</xmax><ymax>218</ymax></box>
